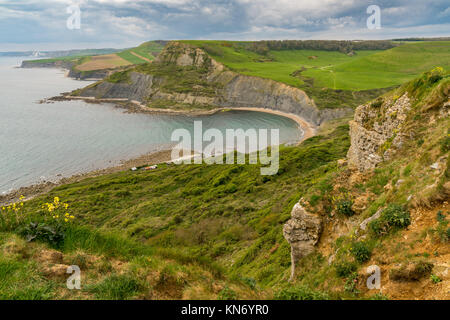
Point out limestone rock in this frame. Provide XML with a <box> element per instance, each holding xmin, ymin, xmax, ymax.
<box><xmin>359</xmin><ymin>208</ymin><xmax>382</xmax><ymax>231</ymax></box>
<box><xmin>283</xmin><ymin>200</ymin><xmax>322</xmax><ymax>280</ymax></box>
<box><xmin>347</xmin><ymin>94</ymin><xmax>411</xmax><ymax>171</ymax></box>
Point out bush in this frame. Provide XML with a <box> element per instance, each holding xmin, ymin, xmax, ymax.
<box><xmin>440</xmin><ymin>134</ymin><xmax>450</xmax><ymax>153</ymax></box>
<box><xmin>20</xmin><ymin>222</ymin><xmax>65</xmax><ymax>247</ymax></box>
<box><xmin>350</xmin><ymin>241</ymin><xmax>372</xmax><ymax>263</ymax></box>
<box><xmin>370</xmin><ymin>204</ymin><xmax>411</xmax><ymax>236</ymax></box>
<box><xmin>334</xmin><ymin>261</ymin><xmax>357</xmax><ymax>278</ymax></box>
<box><xmin>274</xmin><ymin>286</ymin><xmax>329</xmax><ymax>300</ymax></box>
<box><xmin>217</xmin><ymin>287</ymin><xmax>237</xmax><ymax>300</ymax></box>
<box><xmin>344</xmin><ymin>272</ymin><xmax>359</xmax><ymax>294</ymax></box>
<box><xmin>336</xmin><ymin>199</ymin><xmax>355</xmax><ymax>217</ymax></box>
<box><xmin>431</xmin><ymin>274</ymin><xmax>442</xmax><ymax>284</ymax></box>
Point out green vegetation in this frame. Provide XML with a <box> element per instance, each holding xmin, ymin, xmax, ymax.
<box><xmin>8</xmin><ymin>50</ymin><xmax>450</xmax><ymax>299</ymax></box>
<box><xmin>117</xmin><ymin>41</ymin><xmax>165</xmax><ymax>64</ymax></box>
<box><xmin>182</xmin><ymin>40</ymin><xmax>450</xmax><ymax>108</ymax></box>
<box><xmin>25</xmin><ymin>41</ymin><xmax>165</xmax><ymax>72</ymax></box>
<box><xmin>185</xmin><ymin>40</ymin><xmax>450</xmax><ymax>91</ymax></box>
<box><xmin>350</xmin><ymin>241</ymin><xmax>372</xmax><ymax>263</ymax></box>
<box><xmin>0</xmin><ymin>124</ymin><xmax>351</xmax><ymax>299</ymax></box>
<box><xmin>369</xmin><ymin>204</ymin><xmax>411</xmax><ymax>236</ymax></box>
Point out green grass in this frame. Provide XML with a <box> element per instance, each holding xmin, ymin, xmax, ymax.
<box><xmin>184</xmin><ymin>40</ymin><xmax>450</xmax><ymax>91</ymax></box>
<box><xmin>13</xmin><ymin>125</ymin><xmax>349</xmax><ymax>287</ymax></box>
<box><xmin>117</xmin><ymin>41</ymin><xmax>165</xmax><ymax>64</ymax></box>
<box><xmin>26</xmin><ymin>41</ymin><xmax>165</xmax><ymax>69</ymax></box>
<box><xmin>0</xmin><ymin>124</ymin><xmax>351</xmax><ymax>299</ymax></box>
<box><xmin>309</xmin><ymin>41</ymin><xmax>450</xmax><ymax>90</ymax></box>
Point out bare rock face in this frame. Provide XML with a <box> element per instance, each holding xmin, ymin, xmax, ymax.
<box><xmin>347</xmin><ymin>94</ymin><xmax>411</xmax><ymax>171</ymax></box>
<box><xmin>283</xmin><ymin>200</ymin><xmax>322</xmax><ymax>281</ymax></box>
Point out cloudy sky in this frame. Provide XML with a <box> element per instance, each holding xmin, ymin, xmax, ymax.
<box><xmin>1</xmin><ymin>0</ymin><xmax>449</xmax><ymax>51</ymax></box>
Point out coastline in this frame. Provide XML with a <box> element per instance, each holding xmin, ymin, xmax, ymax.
<box><xmin>2</xmin><ymin>96</ymin><xmax>316</xmax><ymax>205</ymax></box>
<box><xmin>0</xmin><ymin>149</ymin><xmax>175</xmax><ymax>206</ymax></box>
<box><xmin>54</xmin><ymin>95</ymin><xmax>317</xmax><ymax>143</ymax></box>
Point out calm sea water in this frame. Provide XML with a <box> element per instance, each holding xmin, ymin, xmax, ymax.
<box><xmin>0</xmin><ymin>57</ymin><xmax>303</xmax><ymax>193</ymax></box>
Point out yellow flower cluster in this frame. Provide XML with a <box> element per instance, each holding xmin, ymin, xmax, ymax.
<box><xmin>42</xmin><ymin>197</ymin><xmax>74</xmax><ymax>223</ymax></box>
<box><xmin>1</xmin><ymin>195</ymin><xmax>25</xmax><ymax>213</ymax></box>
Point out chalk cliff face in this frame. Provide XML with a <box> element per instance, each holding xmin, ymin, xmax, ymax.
<box><xmin>75</xmin><ymin>42</ymin><xmax>352</xmax><ymax>126</ymax></box>
<box><xmin>347</xmin><ymin>94</ymin><xmax>411</xmax><ymax>171</ymax></box>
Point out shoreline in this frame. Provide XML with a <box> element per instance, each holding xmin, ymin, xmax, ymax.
<box><xmin>2</xmin><ymin>97</ymin><xmax>317</xmax><ymax>204</ymax></box>
<box><xmin>53</xmin><ymin>95</ymin><xmax>317</xmax><ymax>143</ymax></box>
<box><xmin>0</xmin><ymin>149</ymin><xmax>176</xmax><ymax>206</ymax></box>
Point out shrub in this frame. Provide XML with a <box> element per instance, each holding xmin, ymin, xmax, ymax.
<box><xmin>336</xmin><ymin>199</ymin><xmax>355</xmax><ymax>217</ymax></box>
<box><xmin>20</xmin><ymin>222</ymin><xmax>65</xmax><ymax>247</ymax></box>
<box><xmin>440</xmin><ymin>135</ymin><xmax>450</xmax><ymax>153</ymax></box>
<box><xmin>350</xmin><ymin>241</ymin><xmax>372</xmax><ymax>263</ymax></box>
<box><xmin>217</xmin><ymin>286</ymin><xmax>237</xmax><ymax>300</ymax></box>
<box><xmin>334</xmin><ymin>261</ymin><xmax>357</xmax><ymax>278</ymax></box>
<box><xmin>369</xmin><ymin>203</ymin><xmax>410</xmax><ymax>236</ymax></box>
<box><xmin>344</xmin><ymin>272</ymin><xmax>359</xmax><ymax>294</ymax></box>
<box><xmin>274</xmin><ymin>286</ymin><xmax>329</xmax><ymax>300</ymax></box>
<box><xmin>430</xmin><ymin>274</ymin><xmax>442</xmax><ymax>284</ymax></box>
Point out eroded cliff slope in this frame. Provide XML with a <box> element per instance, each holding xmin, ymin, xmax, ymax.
<box><xmin>74</xmin><ymin>42</ymin><xmax>351</xmax><ymax>126</ymax></box>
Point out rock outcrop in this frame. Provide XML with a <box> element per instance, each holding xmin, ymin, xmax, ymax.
<box><xmin>347</xmin><ymin>93</ymin><xmax>411</xmax><ymax>171</ymax></box>
<box><xmin>283</xmin><ymin>200</ymin><xmax>322</xmax><ymax>280</ymax></box>
<box><xmin>75</xmin><ymin>41</ymin><xmax>352</xmax><ymax>126</ymax></box>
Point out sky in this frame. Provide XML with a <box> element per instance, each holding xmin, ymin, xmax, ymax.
<box><xmin>0</xmin><ymin>0</ymin><xmax>449</xmax><ymax>51</ymax></box>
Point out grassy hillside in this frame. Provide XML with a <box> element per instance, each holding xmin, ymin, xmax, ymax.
<box><xmin>7</xmin><ymin>60</ymin><xmax>449</xmax><ymax>298</ymax></box>
<box><xmin>116</xmin><ymin>41</ymin><xmax>165</xmax><ymax>64</ymax></box>
<box><xmin>182</xmin><ymin>40</ymin><xmax>450</xmax><ymax>109</ymax></box>
<box><xmin>308</xmin><ymin>41</ymin><xmax>450</xmax><ymax>90</ymax></box>
<box><xmin>184</xmin><ymin>40</ymin><xmax>450</xmax><ymax>91</ymax></box>
<box><xmin>0</xmin><ymin>124</ymin><xmax>351</xmax><ymax>299</ymax></box>
<box><xmin>24</xmin><ymin>41</ymin><xmax>165</xmax><ymax>73</ymax></box>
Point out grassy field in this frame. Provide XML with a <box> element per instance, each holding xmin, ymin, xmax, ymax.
<box><xmin>180</xmin><ymin>40</ymin><xmax>450</xmax><ymax>109</ymax></box>
<box><xmin>75</xmin><ymin>54</ymin><xmax>132</xmax><ymax>71</ymax></box>
<box><xmin>26</xmin><ymin>41</ymin><xmax>165</xmax><ymax>73</ymax></box>
<box><xmin>306</xmin><ymin>41</ymin><xmax>450</xmax><ymax>90</ymax></box>
<box><xmin>116</xmin><ymin>41</ymin><xmax>165</xmax><ymax>64</ymax></box>
<box><xmin>184</xmin><ymin>40</ymin><xmax>450</xmax><ymax>91</ymax></box>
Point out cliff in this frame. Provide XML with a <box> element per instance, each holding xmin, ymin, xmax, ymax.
<box><xmin>283</xmin><ymin>68</ymin><xmax>449</xmax><ymax>299</ymax></box>
<box><xmin>21</xmin><ymin>59</ymin><xmax>111</xmax><ymax>80</ymax></box>
<box><xmin>74</xmin><ymin>42</ymin><xmax>352</xmax><ymax>126</ymax></box>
